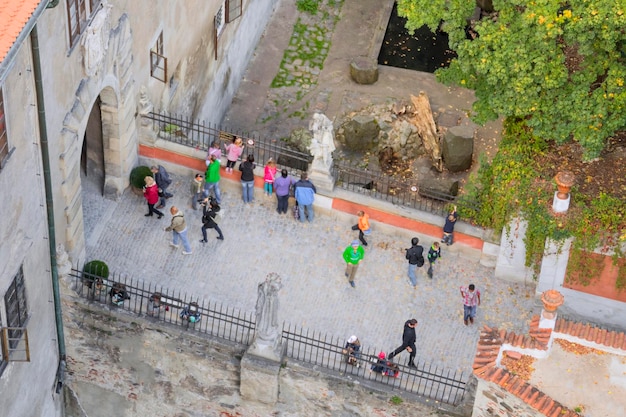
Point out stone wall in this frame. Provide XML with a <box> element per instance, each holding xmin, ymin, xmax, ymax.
<box><xmin>473</xmin><ymin>379</ymin><xmax>545</xmax><ymax>417</ymax></box>
<box><xmin>0</xmin><ymin>32</ymin><xmax>63</xmax><ymax>417</ymax></box>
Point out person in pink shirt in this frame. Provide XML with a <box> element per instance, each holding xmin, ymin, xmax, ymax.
<box><xmin>460</xmin><ymin>284</ymin><xmax>481</xmax><ymax>325</ymax></box>
<box><xmin>263</xmin><ymin>158</ymin><xmax>277</xmax><ymax>196</ymax></box>
<box><xmin>224</xmin><ymin>137</ymin><xmax>244</xmax><ymax>173</ymax></box>
<box><xmin>206</xmin><ymin>140</ymin><xmax>222</xmax><ymax>166</ymax></box>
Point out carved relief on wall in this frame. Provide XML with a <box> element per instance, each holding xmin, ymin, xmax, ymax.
<box><xmin>81</xmin><ymin>1</ymin><xmax>113</xmax><ymax>77</ymax></box>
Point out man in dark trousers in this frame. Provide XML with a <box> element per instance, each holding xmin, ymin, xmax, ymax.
<box><xmin>405</xmin><ymin>237</ymin><xmax>424</xmax><ymax>288</ymax></box>
<box><xmin>388</xmin><ymin>318</ymin><xmax>418</xmax><ymax>368</ymax></box>
<box><xmin>151</xmin><ymin>165</ymin><xmax>173</xmax><ymax>209</ymax></box>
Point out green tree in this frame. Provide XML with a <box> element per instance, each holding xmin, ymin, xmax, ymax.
<box><xmin>397</xmin><ymin>0</ymin><xmax>626</xmax><ymax>160</ymax></box>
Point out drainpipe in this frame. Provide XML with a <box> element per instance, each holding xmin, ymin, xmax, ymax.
<box><xmin>30</xmin><ymin>24</ymin><xmax>67</xmax><ymax>394</ymax></box>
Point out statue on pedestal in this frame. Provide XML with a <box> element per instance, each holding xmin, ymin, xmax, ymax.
<box><xmin>308</xmin><ymin>113</ymin><xmax>336</xmax><ymax>171</ymax></box>
<box><xmin>255</xmin><ymin>272</ymin><xmax>282</xmax><ymax>342</ymax></box>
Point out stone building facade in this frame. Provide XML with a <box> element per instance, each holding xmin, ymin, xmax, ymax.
<box><xmin>0</xmin><ymin>1</ymin><xmax>277</xmax><ymax>416</ymax></box>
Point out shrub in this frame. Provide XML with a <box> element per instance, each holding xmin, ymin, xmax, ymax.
<box><xmin>130</xmin><ymin>166</ymin><xmax>153</xmax><ymax>189</ymax></box>
<box><xmin>83</xmin><ymin>260</ymin><xmax>109</xmax><ymax>288</ymax></box>
<box><xmin>296</xmin><ymin>0</ymin><xmax>319</xmax><ymax>14</ymax></box>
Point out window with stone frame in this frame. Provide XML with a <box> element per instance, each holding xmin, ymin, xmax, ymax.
<box><xmin>0</xmin><ymin>87</ymin><xmax>9</xmax><ymax>170</ymax></box>
<box><xmin>150</xmin><ymin>31</ymin><xmax>167</xmax><ymax>83</ymax></box>
<box><xmin>4</xmin><ymin>266</ymin><xmax>28</xmax><ymax>351</ymax></box>
<box><xmin>66</xmin><ymin>0</ymin><xmax>102</xmax><ymax>48</ymax></box>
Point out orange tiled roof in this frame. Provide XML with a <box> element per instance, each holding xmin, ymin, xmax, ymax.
<box><xmin>0</xmin><ymin>0</ymin><xmax>43</xmax><ymax>64</ymax></box>
<box><xmin>472</xmin><ymin>316</ymin><xmax>626</xmax><ymax>417</ymax></box>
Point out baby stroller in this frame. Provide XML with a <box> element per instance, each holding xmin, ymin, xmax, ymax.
<box><xmin>370</xmin><ymin>352</ymin><xmax>400</xmax><ymax>378</ymax></box>
<box><xmin>109</xmin><ymin>283</ymin><xmax>130</xmax><ymax>306</ymax></box>
<box><xmin>180</xmin><ymin>302</ymin><xmax>201</xmax><ymax>324</ymax></box>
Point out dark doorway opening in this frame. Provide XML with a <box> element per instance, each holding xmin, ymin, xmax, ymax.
<box><xmin>81</xmin><ymin>97</ymin><xmax>105</xmax><ymax>195</ymax></box>
<box><xmin>378</xmin><ymin>2</ymin><xmax>456</xmax><ymax>73</ymax></box>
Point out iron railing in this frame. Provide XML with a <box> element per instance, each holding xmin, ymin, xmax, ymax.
<box><xmin>145</xmin><ymin>111</ymin><xmax>312</xmax><ymax>172</ymax></box>
<box><xmin>71</xmin><ymin>266</ymin><xmax>468</xmax><ymax>405</ymax></box>
<box><xmin>282</xmin><ymin>324</ymin><xmax>467</xmax><ymax>405</ymax></box>
<box><xmin>143</xmin><ymin>111</ymin><xmax>479</xmax><ymax>219</ymax></box>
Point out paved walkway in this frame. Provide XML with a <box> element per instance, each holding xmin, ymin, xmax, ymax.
<box><xmin>82</xmin><ymin>172</ymin><xmax>537</xmax><ymax>376</ymax></box>
<box><xmin>82</xmin><ymin>0</ymin><xmax>536</xmax><ymax>378</ymax></box>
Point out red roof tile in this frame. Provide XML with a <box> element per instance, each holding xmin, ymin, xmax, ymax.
<box><xmin>0</xmin><ymin>1</ymin><xmax>43</xmax><ymax>63</ymax></box>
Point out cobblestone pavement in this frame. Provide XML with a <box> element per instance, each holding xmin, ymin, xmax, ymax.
<box><xmin>83</xmin><ymin>173</ymin><xmax>538</xmax><ymax>377</ymax></box>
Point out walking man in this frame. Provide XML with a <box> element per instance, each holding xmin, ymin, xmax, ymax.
<box><xmin>405</xmin><ymin>237</ymin><xmax>424</xmax><ymax>288</ymax></box>
<box><xmin>342</xmin><ymin>240</ymin><xmax>364</xmax><ymax>288</ymax></box>
<box><xmin>294</xmin><ymin>172</ymin><xmax>317</xmax><ymax>222</ymax></box>
<box><xmin>427</xmin><ymin>242</ymin><xmax>441</xmax><ymax>278</ymax></box>
<box><xmin>204</xmin><ymin>155</ymin><xmax>222</xmax><ymax>204</ymax></box>
<box><xmin>351</xmin><ymin>210</ymin><xmax>370</xmax><ymax>246</ymax></box>
<box><xmin>165</xmin><ymin>206</ymin><xmax>192</xmax><ymax>255</ymax></box>
<box><xmin>151</xmin><ymin>165</ymin><xmax>173</xmax><ymax>209</ymax></box>
<box><xmin>388</xmin><ymin>318</ymin><xmax>418</xmax><ymax>368</ymax></box>
<box><xmin>199</xmin><ymin>197</ymin><xmax>224</xmax><ymax>242</ymax></box>
<box><xmin>460</xmin><ymin>284</ymin><xmax>481</xmax><ymax>325</ymax></box>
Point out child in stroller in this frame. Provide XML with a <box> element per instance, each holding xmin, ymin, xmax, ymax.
<box><xmin>370</xmin><ymin>352</ymin><xmax>400</xmax><ymax>378</ymax></box>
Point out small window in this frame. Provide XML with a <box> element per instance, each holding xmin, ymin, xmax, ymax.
<box><xmin>4</xmin><ymin>266</ymin><xmax>28</xmax><ymax>350</ymax></box>
<box><xmin>150</xmin><ymin>31</ymin><xmax>167</xmax><ymax>83</ymax></box>
<box><xmin>67</xmin><ymin>0</ymin><xmax>87</xmax><ymax>48</ymax></box>
<box><xmin>0</xmin><ymin>88</ymin><xmax>8</xmax><ymax>169</ymax></box>
<box><xmin>66</xmin><ymin>0</ymin><xmax>103</xmax><ymax>48</ymax></box>
<box><xmin>226</xmin><ymin>0</ymin><xmax>243</xmax><ymax>23</ymax></box>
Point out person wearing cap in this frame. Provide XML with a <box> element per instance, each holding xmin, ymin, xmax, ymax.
<box><xmin>342</xmin><ymin>240</ymin><xmax>364</xmax><ymax>288</ymax></box>
<box><xmin>371</xmin><ymin>351</ymin><xmax>387</xmax><ymax>374</ymax></box>
<box><xmin>388</xmin><ymin>318</ymin><xmax>418</xmax><ymax>368</ymax></box>
<box><xmin>343</xmin><ymin>335</ymin><xmax>361</xmax><ymax>365</ymax></box>
<box><xmin>274</xmin><ymin>168</ymin><xmax>295</xmax><ymax>214</ymax></box>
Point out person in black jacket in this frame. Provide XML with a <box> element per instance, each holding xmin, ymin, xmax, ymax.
<box><xmin>405</xmin><ymin>237</ymin><xmax>424</xmax><ymax>288</ymax></box>
<box><xmin>199</xmin><ymin>197</ymin><xmax>224</xmax><ymax>242</ymax></box>
<box><xmin>151</xmin><ymin>165</ymin><xmax>173</xmax><ymax>209</ymax></box>
<box><xmin>239</xmin><ymin>154</ymin><xmax>256</xmax><ymax>204</ymax></box>
<box><xmin>388</xmin><ymin>318</ymin><xmax>418</xmax><ymax>368</ymax></box>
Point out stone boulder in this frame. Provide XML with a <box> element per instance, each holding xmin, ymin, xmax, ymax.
<box><xmin>442</xmin><ymin>125</ymin><xmax>474</xmax><ymax>173</ymax></box>
<box><xmin>349</xmin><ymin>57</ymin><xmax>379</xmax><ymax>85</ymax></box>
<box><xmin>337</xmin><ymin>115</ymin><xmax>380</xmax><ymax>152</ymax></box>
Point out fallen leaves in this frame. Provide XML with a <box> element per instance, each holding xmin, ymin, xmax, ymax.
<box><xmin>555</xmin><ymin>339</ymin><xmax>606</xmax><ymax>355</ymax></box>
<box><xmin>501</xmin><ymin>354</ymin><xmax>536</xmax><ymax>381</ymax></box>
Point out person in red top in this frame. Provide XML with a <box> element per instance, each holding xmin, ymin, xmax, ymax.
<box><xmin>143</xmin><ymin>176</ymin><xmax>164</xmax><ymax>219</ymax></box>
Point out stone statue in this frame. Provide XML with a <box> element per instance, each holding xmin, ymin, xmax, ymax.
<box><xmin>255</xmin><ymin>272</ymin><xmax>282</xmax><ymax>342</ymax></box>
<box><xmin>308</xmin><ymin>113</ymin><xmax>336</xmax><ymax>170</ymax></box>
<box><xmin>81</xmin><ymin>0</ymin><xmax>112</xmax><ymax>77</ymax></box>
<box><xmin>55</xmin><ymin>244</ymin><xmax>72</xmax><ymax>279</ymax></box>
<box><xmin>138</xmin><ymin>86</ymin><xmax>153</xmax><ymax>117</ymax></box>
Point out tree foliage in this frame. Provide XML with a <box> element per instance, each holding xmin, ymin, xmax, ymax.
<box><xmin>397</xmin><ymin>0</ymin><xmax>626</xmax><ymax>160</ymax></box>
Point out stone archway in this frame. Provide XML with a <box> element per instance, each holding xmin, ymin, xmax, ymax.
<box><xmin>58</xmin><ymin>14</ymin><xmax>137</xmax><ymax>257</ymax></box>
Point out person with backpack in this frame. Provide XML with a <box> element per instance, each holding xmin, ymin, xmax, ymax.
<box><xmin>427</xmin><ymin>242</ymin><xmax>441</xmax><ymax>279</ymax></box>
<box><xmin>151</xmin><ymin>165</ymin><xmax>173</xmax><ymax>209</ymax></box>
<box><xmin>405</xmin><ymin>237</ymin><xmax>424</xmax><ymax>288</ymax></box>
<box><xmin>199</xmin><ymin>197</ymin><xmax>224</xmax><ymax>242</ymax></box>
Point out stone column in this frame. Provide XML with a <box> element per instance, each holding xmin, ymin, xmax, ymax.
<box><xmin>240</xmin><ymin>273</ymin><xmax>286</xmax><ymax>405</ymax></box>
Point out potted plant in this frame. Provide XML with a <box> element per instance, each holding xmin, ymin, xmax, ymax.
<box><xmin>82</xmin><ymin>260</ymin><xmax>109</xmax><ymax>290</ymax></box>
<box><xmin>129</xmin><ymin>165</ymin><xmax>153</xmax><ymax>196</ymax></box>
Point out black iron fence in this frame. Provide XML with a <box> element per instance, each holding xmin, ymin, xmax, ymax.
<box><xmin>144</xmin><ymin>111</ymin><xmax>312</xmax><ymax>172</ymax></box>
<box><xmin>71</xmin><ymin>266</ymin><xmax>468</xmax><ymax>405</ymax></box>
<box><xmin>143</xmin><ymin>111</ymin><xmax>479</xmax><ymax>219</ymax></box>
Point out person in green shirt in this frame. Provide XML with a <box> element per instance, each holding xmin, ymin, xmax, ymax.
<box><xmin>204</xmin><ymin>155</ymin><xmax>222</xmax><ymax>204</ymax></box>
<box><xmin>343</xmin><ymin>240</ymin><xmax>365</xmax><ymax>288</ymax></box>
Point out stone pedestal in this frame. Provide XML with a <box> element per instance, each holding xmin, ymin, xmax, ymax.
<box><xmin>308</xmin><ymin>168</ymin><xmax>335</xmax><ymax>193</ymax></box>
<box><xmin>552</xmin><ymin>191</ymin><xmax>570</xmax><ymax>213</ymax></box>
<box><xmin>240</xmin><ymin>344</ymin><xmax>286</xmax><ymax>405</ymax></box>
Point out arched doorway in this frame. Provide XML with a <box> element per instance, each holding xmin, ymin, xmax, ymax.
<box><xmin>81</xmin><ymin>96</ymin><xmax>105</xmax><ymax>195</ymax></box>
